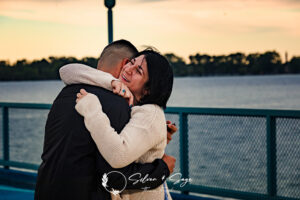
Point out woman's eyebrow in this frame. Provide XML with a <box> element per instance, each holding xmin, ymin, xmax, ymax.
<box><xmin>139</xmin><ymin>57</ymin><xmax>146</xmax><ymax>70</ymax></box>
<box><xmin>139</xmin><ymin>59</ymin><xmax>146</xmax><ymax>72</ymax></box>
<box><xmin>138</xmin><ymin>65</ymin><xmax>143</xmax><ymax>71</ymax></box>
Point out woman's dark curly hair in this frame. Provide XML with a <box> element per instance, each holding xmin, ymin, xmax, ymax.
<box><xmin>136</xmin><ymin>49</ymin><xmax>173</xmax><ymax>109</ymax></box>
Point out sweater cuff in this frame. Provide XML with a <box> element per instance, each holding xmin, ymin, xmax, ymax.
<box><xmin>75</xmin><ymin>93</ymin><xmax>102</xmax><ymax>117</ymax></box>
<box><xmin>160</xmin><ymin>159</ymin><xmax>171</xmax><ymax>178</ymax></box>
<box><xmin>101</xmin><ymin>73</ymin><xmax>118</xmax><ymax>91</ymax></box>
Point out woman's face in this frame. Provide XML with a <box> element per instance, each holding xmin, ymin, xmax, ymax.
<box><xmin>118</xmin><ymin>55</ymin><xmax>149</xmax><ymax>101</ymax></box>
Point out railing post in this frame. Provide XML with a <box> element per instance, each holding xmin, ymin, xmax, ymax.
<box><xmin>179</xmin><ymin>112</ymin><xmax>189</xmax><ymax>194</ymax></box>
<box><xmin>108</xmin><ymin>8</ymin><xmax>113</xmax><ymax>44</ymax></box>
<box><xmin>266</xmin><ymin>115</ymin><xmax>277</xmax><ymax>197</ymax></box>
<box><xmin>2</xmin><ymin>106</ymin><xmax>9</xmax><ymax>169</ymax></box>
<box><xmin>104</xmin><ymin>0</ymin><xmax>115</xmax><ymax>44</ymax></box>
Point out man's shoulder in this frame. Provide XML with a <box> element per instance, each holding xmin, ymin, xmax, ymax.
<box><xmin>60</xmin><ymin>84</ymin><xmax>108</xmax><ymax>95</ymax></box>
<box><xmin>59</xmin><ymin>84</ymin><xmax>114</xmax><ymax>99</ymax></box>
<box><xmin>60</xmin><ymin>84</ymin><xmax>130</xmax><ymax>110</ymax></box>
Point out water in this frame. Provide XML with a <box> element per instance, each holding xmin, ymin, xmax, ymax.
<box><xmin>0</xmin><ymin>74</ymin><xmax>300</xmax><ymax>109</ymax></box>
<box><xmin>168</xmin><ymin>74</ymin><xmax>300</xmax><ymax>110</ymax></box>
<box><xmin>0</xmin><ymin>74</ymin><xmax>300</xmax><ymax>198</ymax></box>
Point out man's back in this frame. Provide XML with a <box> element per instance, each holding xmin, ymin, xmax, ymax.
<box><xmin>35</xmin><ymin>84</ymin><xmax>130</xmax><ymax>200</ymax></box>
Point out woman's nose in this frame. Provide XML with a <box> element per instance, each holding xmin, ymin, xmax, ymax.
<box><xmin>125</xmin><ymin>65</ymin><xmax>134</xmax><ymax>74</ymax></box>
<box><xmin>124</xmin><ymin>67</ymin><xmax>132</xmax><ymax>75</ymax></box>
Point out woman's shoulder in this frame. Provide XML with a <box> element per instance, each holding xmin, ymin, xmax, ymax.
<box><xmin>131</xmin><ymin>104</ymin><xmax>163</xmax><ymax>115</ymax></box>
<box><xmin>131</xmin><ymin>104</ymin><xmax>165</xmax><ymax>128</ymax></box>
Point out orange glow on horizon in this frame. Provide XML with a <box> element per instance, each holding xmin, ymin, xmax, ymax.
<box><xmin>0</xmin><ymin>0</ymin><xmax>299</xmax><ymax>63</ymax></box>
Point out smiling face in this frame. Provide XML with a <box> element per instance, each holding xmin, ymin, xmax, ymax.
<box><xmin>118</xmin><ymin>55</ymin><xmax>149</xmax><ymax>101</ymax></box>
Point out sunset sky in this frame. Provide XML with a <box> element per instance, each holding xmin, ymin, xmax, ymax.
<box><xmin>0</xmin><ymin>0</ymin><xmax>299</xmax><ymax>63</ymax></box>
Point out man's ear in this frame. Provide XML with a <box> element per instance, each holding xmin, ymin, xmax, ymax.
<box><xmin>113</xmin><ymin>58</ymin><xmax>128</xmax><ymax>78</ymax></box>
<box><xmin>96</xmin><ymin>60</ymin><xmax>102</xmax><ymax>70</ymax></box>
<box><xmin>121</xmin><ymin>58</ymin><xmax>130</xmax><ymax>67</ymax></box>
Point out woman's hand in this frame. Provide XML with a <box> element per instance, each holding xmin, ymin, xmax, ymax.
<box><xmin>166</xmin><ymin>120</ymin><xmax>177</xmax><ymax>144</ymax></box>
<box><xmin>75</xmin><ymin>89</ymin><xmax>103</xmax><ymax>118</ymax></box>
<box><xmin>111</xmin><ymin>80</ymin><xmax>134</xmax><ymax>106</ymax></box>
<box><xmin>76</xmin><ymin>89</ymin><xmax>89</xmax><ymax>103</ymax></box>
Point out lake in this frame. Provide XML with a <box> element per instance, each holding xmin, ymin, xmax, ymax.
<box><xmin>0</xmin><ymin>74</ymin><xmax>300</xmax><ymax>109</ymax></box>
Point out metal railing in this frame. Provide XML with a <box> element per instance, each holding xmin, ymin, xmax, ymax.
<box><xmin>164</xmin><ymin>107</ymin><xmax>300</xmax><ymax>200</ymax></box>
<box><xmin>1</xmin><ymin>102</ymin><xmax>51</xmax><ymax>171</ymax></box>
<box><xmin>1</xmin><ymin>102</ymin><xmax>300</xmax><ymax>200</ymax></box>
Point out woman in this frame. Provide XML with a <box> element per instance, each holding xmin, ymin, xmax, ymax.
<box><xmin>60</xmin><ymin>50</ymin><xmax>174</xmax><ymax>200</ymax></box>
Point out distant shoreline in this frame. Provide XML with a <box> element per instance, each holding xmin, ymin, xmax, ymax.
<box><xmin>1</xmin><ymin>73</ymin><xmax>299</xmax><ymax>82</ymax></box>
<box><xmin>1</xmin><ymin>51</ymin><xmax>299</xmax><ymax>81</ymax></box>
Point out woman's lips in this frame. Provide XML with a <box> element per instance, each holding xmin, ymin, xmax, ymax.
<box><xmin>121</xmin><ymin>74</ymin><xmax>129</xmax><ymax>82</ymax></box>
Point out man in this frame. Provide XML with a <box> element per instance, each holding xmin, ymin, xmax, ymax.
<box><xmin>34</xmin><ymin>39</ymin><xmax>176</xmax><ymax>200</ymax></box>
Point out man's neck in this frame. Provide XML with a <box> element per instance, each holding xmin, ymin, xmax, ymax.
<box><xmin>98</xmin><ymin>67</ymin><xmax>119</xmax><ymax>79</ymax></box>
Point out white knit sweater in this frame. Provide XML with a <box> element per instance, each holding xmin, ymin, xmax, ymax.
<box><xmin>60</xmin><ymin>64</ymin><xmax>172</xmax><ymax>200</ymax></box>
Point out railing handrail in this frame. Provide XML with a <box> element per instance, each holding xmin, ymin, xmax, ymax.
<box><xmin>1</xmin><ymin>102</ymin><xmax>300</xmax><ymax>117</ymax></box>
<box><xmin>0</xmin><ymin>102</ymin><xmax>52</xmax><ymax>109</ymax></box>
<box><xmin>165</xmin><ymin>106</ymin><xmax>300</xmax><ymax>117</ymax></box>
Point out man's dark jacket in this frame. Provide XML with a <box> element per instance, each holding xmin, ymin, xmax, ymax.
<box><xmin>34</xmin><ymin>84</ymin><xmax>170</xmax><ymax>200</ymax></box>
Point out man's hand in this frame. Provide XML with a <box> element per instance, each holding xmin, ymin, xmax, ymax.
<box><xmin>166</xmin><ymin>120</ymin><xmax>177</xmax><ymax>144</ymax></box>
<box><xmin>162</xmin><ymin>154</ymin><xmax>176</xmax><ymax>174</ymax></box>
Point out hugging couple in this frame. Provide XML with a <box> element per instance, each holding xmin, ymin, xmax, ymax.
<box><xmin>34</xmin><ymin>39</ymin><xmax>177</xmax><ymax>200</ymax></box>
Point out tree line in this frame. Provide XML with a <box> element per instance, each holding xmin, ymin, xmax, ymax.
<box><xmin>0</xmin><ymin>51</ymin><xmax>299</xmax><ymax>81</ymax></box>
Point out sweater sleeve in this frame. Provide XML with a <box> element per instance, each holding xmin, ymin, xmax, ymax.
<box><xmin>59</xmin><ymin>63</ymin><xmax>117</xmax><ymax>91</ymax></box>
<box><xmin>75</xmin><ymin>93</ymin><xmax>166</xmax><ymax>168</ymax></box>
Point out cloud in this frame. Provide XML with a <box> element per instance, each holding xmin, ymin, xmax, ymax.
<box><xmin>0</xmin><ymin>0</ymin><xmax>107</xmax><ymax>26</ymax></box>
<box><xmin>1</xmin><ymin>0</ymin><xmax>299</xmax><ymax>62</ymax></box>
<box><xmin>7</xmin><ymin>9</ymin><xmax>35</xmax><ymax>14</ymax></box>
<box><xmin>0</xmin><ymin>0</ymin><xmax>78</xmax><ymax>1</ymax></box>
<box><xmin>253</xmin><ymin>26</ymin><xmax>285</xmax><ymax>33</ymax></box>
<box><xmin>137</xmin><ymin>0</ymin><xmax>168</xmax><ymax>1</ymax></box>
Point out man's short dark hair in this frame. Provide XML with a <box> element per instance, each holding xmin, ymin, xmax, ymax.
<box><xmin>100</xmin><ymin>40</ymin><xmax>138</xmax><ymax>60</ymax></box>
<box><xmin>98</xmin><ymin>40</ymin><xmax>138</xmax><ymax>69</ymax></box>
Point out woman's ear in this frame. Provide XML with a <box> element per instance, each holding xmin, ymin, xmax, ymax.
<box><xmin>142</xmin><ymin>88</ymin><xmax>150</xmax><ymax>96</ymax></box>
